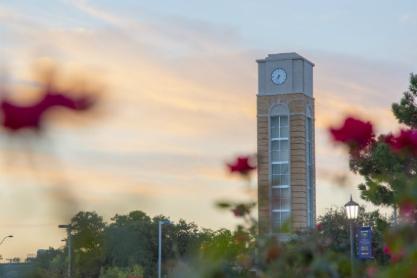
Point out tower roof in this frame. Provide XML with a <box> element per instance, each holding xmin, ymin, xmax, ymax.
<box><xmin>256</xmin><ymin>52</ymin><xmax>314</xmax><ymax>66</ymax></box>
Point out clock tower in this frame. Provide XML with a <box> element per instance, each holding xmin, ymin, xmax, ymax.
<box><xmin>256</xmin><ymin>53</ymin><xmax>315</xmax><ymax>235</ymax></box>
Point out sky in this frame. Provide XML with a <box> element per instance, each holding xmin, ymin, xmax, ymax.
<box><xmin>0</xmin><ymin>0</ymin><xmax>416</xmax><ymax>259</ymax></box>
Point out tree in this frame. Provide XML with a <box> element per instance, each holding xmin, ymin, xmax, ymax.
<box><xmin>332</xmin><ymin>74</ymin><xmax>417</xmax><ymax>211</ymax></box>
<box><xmin>392</xmin><ymin>73</ymin><xmax>417</xmax><ymax>127</ymax></box>
<box><xmin>103</xmin><ymin>211</ymin><xmax>211</xmax><ymax>277</ymax></box>
<box><xmin>24</xmin><ymin>210</ymin><xmax>219</xmax><ymax>277</ymax></box>
<box><xmin>71</xmin><ymin>211</ymin><xmax>106</xmax><ymax>278</ymax></box>
<box><xmin>103</xmin><ymin>211</ymin><xmax>152</xmax><ymax>276</ymax></box>
<box><xmin>99</xmin><ymin>264</ymin><xmax>143</xmax><ymax>278</ymax></box>
<box><xmin>316</xmin><ymin>207</ymin><xmax>389</xmax><ymax>264</ymax></box>
<box><xmin>27</xmin><ymin>248</ymin><xmax>65</xmax><ymax>278</ymax></box>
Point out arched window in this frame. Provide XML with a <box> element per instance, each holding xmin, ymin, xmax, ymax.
<box><xmin>306</xmin><ymin>106</ymin><xmax>314</xmax><ymax>227</ymax></box>
<box><xmin>270</xmin><ymin>104</ymin><xmax>290</xmax><ymax>229</ymax></box>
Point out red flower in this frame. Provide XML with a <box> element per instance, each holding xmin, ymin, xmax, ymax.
<box><xmin>391</xmin><ymin>250</ymin><xmax>405</xmax><ymax>263</ymax></box>
<box><xmin>366</xmin><ymin>266</ymin><xmax>378</xmax><ymax>277</ymax></box>
<box><xmin>385</xmin><ymin>129</ymin><xmax>417</xmax><ymax>155</ymax></box>
<box><xmin>0</xmin><ymin>92</ymin><xmax>95</xmax><ymax>132</ymax></box>
<box><xmin>232</xmin><ymin>204</ymin><xmax>249</xmax><ymax>217</ymax></box>
<box><xmin>316</xmin><ymin>223</ymin><xmax>323</xmax><ymax>231</ymax></box>
<box><xmin>383</xmin><ymin>245</ymin><xmax>391</xmax><ymax>255</ymax></box>
<box><xmin>383</xmin><ymin>245</ymin><xmax>405</xmax><ymax>263</ymax></box>
<box><xmin>227</xmin><ymin>156</ymin><xmax>256</xmax><ymax>175</ymax></box>
<box><xmin>329</xmin><ymin>117</ymin><xmax>374</xmax><ymax>150</ymax></box>
<box><xmin>399</xmin><ymin>199</ymin><xmax>417</xmax><ymax>220</ymax></box>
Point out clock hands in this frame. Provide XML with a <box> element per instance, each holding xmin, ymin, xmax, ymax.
<box><xmin>272</xmin><ymin>68</ymin><xmax>286</xmax><ymax>85</ymax></box>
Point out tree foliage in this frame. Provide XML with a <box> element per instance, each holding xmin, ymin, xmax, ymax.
<box><xmin>392</xmin><ymin>74</ymin><xmax>417</xmax><ymax>127</ymax></box>
<box><xmin>71</xmin><ymin>211</ymin><xmax>106</xmax><ymax>278</ymax></box>
<box><xmin>348</xmin><ymin>74</ymin><xmax>417</xmax><ymax>208</ymax></box>
<box><xmin>28</xmin><ymin>210</ymin><xmax>212</xmax><ymax>278</ymax></box>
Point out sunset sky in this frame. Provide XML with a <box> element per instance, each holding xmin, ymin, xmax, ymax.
<box><xmin>0</xmin><ymin>0</ymin><xmax>416</xmax><ymax>259</ymax></box>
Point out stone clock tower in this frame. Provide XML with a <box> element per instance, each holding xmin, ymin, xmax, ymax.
<box><xmin>257</xmin><ymin>53</ymin><xmax>315</xmax><ymax>235</ymax></box>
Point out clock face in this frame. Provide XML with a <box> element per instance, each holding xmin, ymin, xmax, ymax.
<box><xmin>271</xmin><ymin>68</ymin><xmax>287</xmax><ymax>85</ymax></box>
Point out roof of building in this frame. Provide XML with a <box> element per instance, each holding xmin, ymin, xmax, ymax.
<box><xmin>256</xmin><ymin>52</ymin><xmax>314</xmax><ymax>66</ymax></box>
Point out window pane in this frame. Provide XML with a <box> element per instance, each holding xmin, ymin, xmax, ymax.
<box><xmin>271</xmin><ymin>188</ymin><xmax>279</xmax><ymax>207</ymax></box>
<box><xmin>278</xmin><ymin>149</ymin><xmax>288</xmax><ymax>161</ymax></box>
<box><xmin>272</xmin><ymin>175</ymin><xmax>285</xmax><ymax>187</ymax></box>
<box><xmin>272</xmin><ymin>175</ymin><xmax>279</xmax><ymax>186</ymax></box>
<box><xmin>280</xmin><ymin>164</ymin><xmax>289</xmax><ymax>174</ymax></box>
<box><xmin>280</xmin><ymin>175</ymin><xmax>289</xmax><ymax>186</ymax></box>
<box><xmin>281</xmin><ymin>211</ymin><xmax>290</xmax><ymax>223</ymax></box>
<box><xmin>271</xmin><ymin>127</ymin><xmax>279</xmax><ymax>138</ymax></box>
<box><xmin>271</xmin><ymin>117</ymin><xmax>279</xmax><ymax>128</ymax></box>
<box><xmin>280</xmin><ymin>116</ymin><xmax>289</xmax><ymax>127</ymax></box>
<box><xmin>271</xmin><ymin>151</ymin><xmax>278</xmax><ymax>162</ymax></box>
<box><xmin>272</xmin><ymin>165</ymin><xmax>279</xmax><ymax>175</ymax></box>
<box><xmin>280</xmin><ymin>140</ymin><xmax>288</xmax><ymax>150</ymax></box>
<box><xmin>272</xmin><ymin>188</ymin><xmax>290</xmax><ymax>210</ymax></box>
<box><xmin>280</xmin><ymin>188</ymin><xmax>290</xmax><ymax>209</ymax></box>
<box><xmin>280</xmin><ymin>126</ymin><xmax>289</xmax><ymax>138</ymax></box>
<box><xmin>271</xmin><ymin>211</ymin><xmax>280</xmax><ymax>228</ymax></box>
<box><xmin>271</xmin><ymin>211</ymin><xmax>291</xmax><ymax>228</ymax></box>
<box><xmin>307</xmin><ymin>118</ymin><xmax>312</xmax><ymax>137</ymax></box>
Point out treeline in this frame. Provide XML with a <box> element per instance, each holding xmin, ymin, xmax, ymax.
<box><xmin>25</xmin><ymin>207</ymin><xmax>391</xmax><ymax>277</ymax></box>
<box><xmin>28</xmin><ymin>210</ymin><xmax>217</xmax><ymax>278</ymax></box>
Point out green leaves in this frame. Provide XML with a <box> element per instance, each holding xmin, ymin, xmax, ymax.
<box><xmin>392</xmin><ymin>74</ymin><xmax>417</xmax><ymax>128</ymax></box>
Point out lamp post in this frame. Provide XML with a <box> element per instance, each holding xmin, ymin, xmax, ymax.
<box><xmin>0</xmin><ymin>235</ymin><xmax>13</xmax><ymax>246</ymax></box>
<box><xmin>344</xmin><ymin>195</ymin><xmax>359</xmax><ymax>276</ymax></box>
<box><xmin>58</xmin><ymin>224</ymin><xmax>73</xmax><ymax>278</ymax></box>
<box><xmin>158</xmin><ymin>220</ymin><xmax>170</xmax><ymax>278</ymax></box>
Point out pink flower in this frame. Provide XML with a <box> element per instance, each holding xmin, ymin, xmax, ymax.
<box><xmin>399</xmin><ymin>199</ymin><xmax>417</xmax><ymax>220</ymax></box>
<box><xmin>385</xmin><ymin>129</ymin><xmax>417</xmax><ymax>155</ymax></box>
<box><xmin>0</xmin><ymin>92</ymin><xmax>96</xmax><ymax>132</ymax></box>
<box><xmin>329</xmin><ymin>117</ymin><xmax>374</xmax><ymax>150</ymax></box>
<box><xmin>383</xmin><ymin>245</ymin><xmax>405</xmax><ymax>263</ymax></box>
<box><xmin>383</xmin><ymin>245</ymin><xmax>391</xmax><ymax>255</ymax></box>
<box><xmin>366</xmin><ymin>266</ymin><xmax>378</xmax><ymax>277</ymax></box>
<box><xmin>227</xmin><ymin>156</ymin><xmax>256</xmax><ymax>175</ymax></box>
<box><xmin>231</xmin><ymin>204</ymin><xmax>250</xmax><ymax>217</ymax></box>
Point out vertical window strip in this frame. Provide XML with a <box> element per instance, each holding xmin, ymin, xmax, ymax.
<box><xmin>271</xmin><ymin>115</ymin><xmax>290</xmax><ymax>229</ymax></box>
<box><xmin>306</xmin><ymin>117</ymin><xmax>314</xmax><ymax>227</ymax></box>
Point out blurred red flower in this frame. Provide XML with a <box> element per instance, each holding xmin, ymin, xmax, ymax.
<box><xmin>0</xmin><ymin>92</ymin><xmax>95</xmax><ymax>132</ymax></box>
<box><xmin>329</xmin><ymin>117</ymin><xmax>374</xmax><ymax>150</ymax></box>
<box><xmin>231</xmin><ymin>204</ymin><xmax>250</xmax><ymax>217</ymax></box>
<box><xmin>383</xmin><ymin>245</ymin><xmax>391</xmax><ymax>255</ymax></box>
<box><xmin>316</xmin><ymin>223</ymin><xmax>322</xmax><ymax>231</ymax></box>
<box><xmin>383</xmin><ymin>245</ymin><xmax>405</xmax><ymax>263</ymax></box>
<box><xmin>227</xmin><ymin>156</ymin><xmax>256</xmax><ymax>175</ymax></box>
<box><xmin>399</xmin><ymin>199</ymin><xmax>417</xmax><ymax>220</ymax></box>
<box><xmin>385</xmin><ymin>129</ymin><xmax>417</xmax><ymax>155</ymax></box>
<box><xmin>390</xmin><ymin>250</ymin><xmax>405</xmax><ymax>263</ymax></box>
<box><xmin>366</xmin><ymin>266</ymin><xmax>378</xmax><ymax>277</ymax></box>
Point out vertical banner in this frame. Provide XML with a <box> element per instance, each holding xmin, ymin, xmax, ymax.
<box><xmin>357</xmin><ymin>226</ymin><xmax>373</xmax><ymax>259</ymax></box>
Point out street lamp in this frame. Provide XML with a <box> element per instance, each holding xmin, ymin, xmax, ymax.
<box><xmin>58</xmin><ymin>224</ymin><xmax>73</xmax><ymax>278</ymax></box>
<box><xmin>0</xmin><ymin>235</ymin><xmax>13</xmax><ymax>246</ymax></box>
<box><xmin>344</xmin><ymin>195</ymin><xmax>359</xmax><ymax>275</ymax></box>
<box><xmin>158</xmin><ymin>220</ymin><xmax>171</xmax><ymax>278</ymax></box>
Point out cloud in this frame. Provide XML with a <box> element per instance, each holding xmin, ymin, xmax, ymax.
<box><xmin>399</xmin><ymin>13</ymin><xmax>417</xmax><ymax>24</ymax></box>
